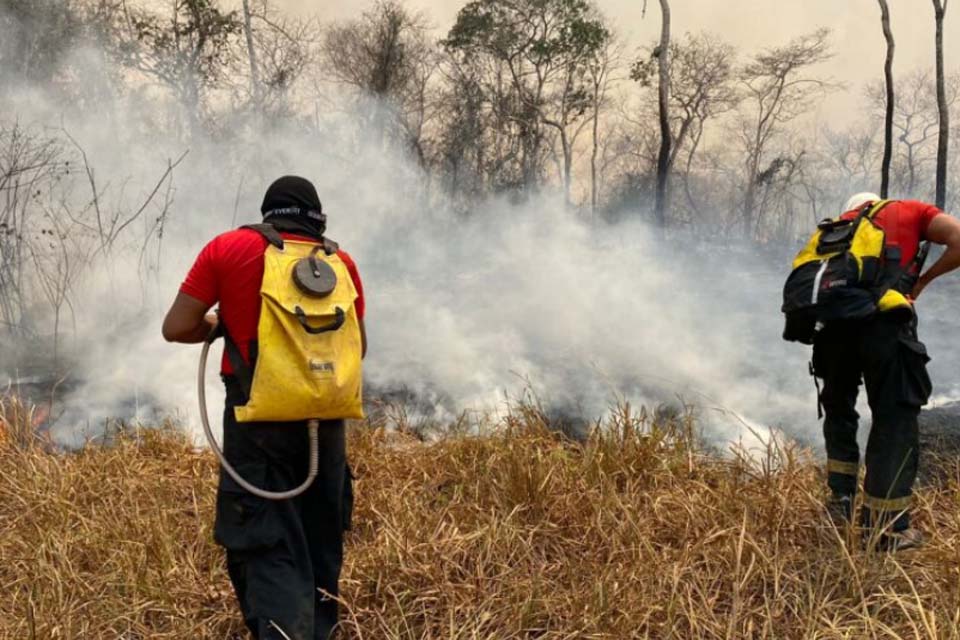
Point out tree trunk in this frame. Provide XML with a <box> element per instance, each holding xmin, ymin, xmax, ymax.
<box><xmin>561</xmin><ymin>130</ymin><xmax>573</xmax><ymax>207</ymax></box>
<box><xmin>242</xmin><ymin>0</ymin><xmax>262</xmax><ymax>114</ymax></box>
<box><xmin>682</xmin><ymin>122</ymin><xmax>704</xmax><ymax>217</ymax></box>
<box><xmin>654</xmin><ymin>0</ymin><xmax>672</xmax><ymax>228</ymax></box>
<box><xmin>182</xmin><ymin>75</ymin><xmax>202</xmax><ymax>140</ymax></box>
<box><xmin>933</xmin><ymin>0</ymin><xmax>950</xmax><ymax>208</ymax></box>
<box><xmin>591</xmin><ymin>94</ymin><xmax>600</xmax><ymax>216</ymax></box>
<box><xmin>743</xmin><ymin>141</ymin><xmax>761</xmax><ymax>235</ymax></box>
<box><xmin>878</xmin><ymin>0</ymin><xmax>895</xmax><ymax>198</ymax></box>
<box><xmin>743</xmin><ymin>175</ymin><xmax>757</xmax><ymax>235</ymax></box>
<box><xmin>906</xmin><ymin>142</ymin><xmax>917</xmax><ymax>194</ymax></box>
<box><xmin>52</xmin><ymin>306</ymin><xmax>60</xmax><ymax>374</ymax></box>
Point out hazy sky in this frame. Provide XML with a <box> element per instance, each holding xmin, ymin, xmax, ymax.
<box><xmin>276</xmin><ymin>0</ymin><xmax>958</xmax><ymax>118</ymax></box>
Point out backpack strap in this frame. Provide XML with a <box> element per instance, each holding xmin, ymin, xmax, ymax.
<box><xmin>865</xmin><ymin>199</ymin><xmax>894</xmax><ymax>219</ymax></box>
<box><xmin>224</xmin><ymin>333</ymin><xmax>254</xmax><ymax>403</ymax></box>
<box><xmin>244</xmin><ymin>222</ymin><xmax>339</xmax><ymax>256</ymax></box>
<box><xmin>242</xmin><ymin>223</ymin><xmax>285</xmax><ymax>249</ymax></box>
<box><xmin>914</xmin><ymin>241</ymin><xmax>931</xmax><ymax>272</ymax></box>
<box><xmin>884</xmin><ymin>240</ymin><xmax>931</xmax><ymax>295</ymax></box>
<box><xmin>206</xmin><ymin>315</ymin><xmax>254</xmax><ymax>403</ymax></box>
<box><xmin>870</xmin><ymin>198</ymin><xmax>930</xmax><ymax>296</ymax></box>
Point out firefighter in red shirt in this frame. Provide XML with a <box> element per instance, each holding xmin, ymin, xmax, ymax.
<box><xmin>162</xmin><ymin>176</ymin><xmax>366</xmax><ymax>639</ymax></box>
<box><xmin>814</xmin><ymin>192</ymin><xmax>960</xmax><ymax>550</ymax></box>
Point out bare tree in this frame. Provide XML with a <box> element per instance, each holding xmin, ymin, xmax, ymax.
<box><xmin>633</xmin><ymin>32</ymin><xmax>739</xmax><ymax>220</ymax></box>
<box><xmin>0</xmin><ymin>0</ymin><xmax>86</xmax><ymax>87</ymax></box>
<box><xmin>0</xmin><ymin>0</ymin><xmax>128</xmax><ymax>110</ymax></box>
<box><xmin>640</xmin><ymin>0</ymin><xmax>672</xmax><ymax>228</ymax></box>
<box><xmin>754</xmin><ymin>145</ymin><xmax>805</xmax><ymax>239</ymax></box>
<box><xmin>0</xmin><ymin>125</ymin><xmax>65</xmax><ymax>339</ymax></box>
<box><xmin>737</xmin><ymin>29</ymin><xmax>831</xmax><ymax>236</ymax></box>
<box><xmin>433</xmin><ymin>50</ymin><xmax>545</xmax><ymax>205</ymax></box>
<box><xmin>797</xmin><ymin>124</ymin><xmax>881</xmax><ymax>225</ymax></box>
<box><xmin>241</xmin><ymin>0</ymin><xmax>262</xmax><ymax>114</ymax></box>
<box><xmin>587</xmin><ymin>37</ymin><xmax>622</xmax><ymax>215</ymax></box>
<box><xmin>867</xmin><ymin>69</ymin><xmax>959</xmax><ymax>195</ymax></box>
<box><xmin>112</xmin><ymin>0</ymin><xmax>242</xmax><ymax>138</ymax></box>
<box><xmin>57</xmin><ymin>129</ymin><xmax>189</xmax><ymax>295</ymax></box>
<box><xmin>599</xmin><ymin>100</ymin><xmax>661</xmax><ymax>220</ymax></box>
<box><xmin>323</xmin><ymin>0</ymin><xmax>437</xmax><ymax>160</ymax></box>
<box><xmin>878</xmin><ymin>0</ymin><xmax>895</xmax><ymax>198</ymax></box>
<box><xmin>933</xmin><ymin>0</ymin><xmax>950</xmax><ymax>208</ymax></box>
<box><xmin>29</xmin><ymin>210</ymin><xmax>88</xmax><ymax>371</ymax></box>
<box><xmin>243</xmin><ymin>0</ymin><xmax>318</xmax><ymax>119</ymax></box>
<box><xmin>824</xmin><ymin>125</ymin><xmax>881</xmax><ymax>185</ymax></box>
<box><xmin>543</xmin><ymin>65</ymin><xmax>590</xmax><ymax>205</ymax></box>
<box><xmin>431</xmin><ymin>57</ymin><xmax>487</xmax><ymax>209</ymax></box>
<box><xmin>323</xmin><ymin>1</ymin><xmax>424</xmax><ymax>97</ymax></box>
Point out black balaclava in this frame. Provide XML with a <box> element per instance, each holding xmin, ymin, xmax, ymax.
<box><xmin>260</xmin><ymin>175</ymin><xmax>326</xmax><ymax>239</ymax></box>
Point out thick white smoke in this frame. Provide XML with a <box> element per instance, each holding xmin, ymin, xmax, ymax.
<box><xmin>19</xmin><ymin>112</ymin><xmax>960</xmax><ymax>449</ymax></box>
<box><xmin>19</xmin><ymin>111</ymin><xmax>818</xmax><ymax>448</ymax></box>
<box><xmin>3</xmin><ymin>12</ymin><xmax>958</xmax><ymax>451</ymax></box>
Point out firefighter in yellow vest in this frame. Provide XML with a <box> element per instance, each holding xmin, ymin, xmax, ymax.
<box><xmin>163</xmin><ymin>176</ymin><xmax>366</xmax><ymax>639</ymax></box>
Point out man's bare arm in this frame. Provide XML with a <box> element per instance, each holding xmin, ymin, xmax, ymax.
<box><xmin>913</xmin><ymin>213</ymin><xmax>960</xmax><ymax>299</ymax></box>
<box><xmin>162</xmin><ymin>292</ymin><xmax>216</xmax><ymax>343</ymax></box>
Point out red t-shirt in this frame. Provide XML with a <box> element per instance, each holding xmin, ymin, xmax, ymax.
<box><xmin>180</xmin><ymin>228</ymin><xmax>365</xmax><ymax>374</ymax></box>
<box><xmin>841</xmin><ymin>200</ymin><xmax>942</xmax><ymax>267</ymax></box>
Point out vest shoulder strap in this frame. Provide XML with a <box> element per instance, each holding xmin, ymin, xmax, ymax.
<box><xmin>323</xmin><ymin>238</ymin><xmax>339</xmax><ymax>255</ymax></box>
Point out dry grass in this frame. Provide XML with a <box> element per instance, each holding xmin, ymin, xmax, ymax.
<box><xmin>2</xmin><ymin>399</ymin><xmax>960</xmax><ymax>639</ymax></box>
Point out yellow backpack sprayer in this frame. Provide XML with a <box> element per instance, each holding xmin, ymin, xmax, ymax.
<box><xmin>198</xmin><ymin>223</ymin><xmax>364</xmax><ymax>500</ymax></box>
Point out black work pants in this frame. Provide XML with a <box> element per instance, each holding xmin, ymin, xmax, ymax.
<box><xmin>214</xmin><ymin>377</ymin><xmax>353</xmax><ymax>640</ymax></box>
<box><xmin>812</xmin><ymin>315</ymin><xmax>932</xmax><ymax>531</ymax></box>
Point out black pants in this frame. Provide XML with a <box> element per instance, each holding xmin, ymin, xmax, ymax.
<box><xmin>215</xmin><ymin>378</ymin><xmax>353</xmax><ymax>640</ymax></box>
<box><xmin>812</xmin><ymin>315</ymin><xmax>932</xmax><ymax>531</ymax></box>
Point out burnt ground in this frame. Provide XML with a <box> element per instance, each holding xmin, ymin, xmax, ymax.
<box><xmin>919</xmin><ymin>401</ymin><xmax>960</xmax><ymax>484</ymax></box>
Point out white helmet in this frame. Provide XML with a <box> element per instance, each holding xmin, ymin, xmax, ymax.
<box><xmin>843</xmin><ymin>192</ymin><xmax>881</xmax><ymax>213</ymax></box>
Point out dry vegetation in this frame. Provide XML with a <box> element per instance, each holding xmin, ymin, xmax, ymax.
<box><xmin>2</xmin><ymin>397</ymin><xmax>960</xmax><ymax>639</ymax></box>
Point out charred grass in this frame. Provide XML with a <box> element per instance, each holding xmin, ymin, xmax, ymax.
<box><xmin>2</xmin><ymin>397</ymin><xmax>960</xmax><ymax>639</ymax></box>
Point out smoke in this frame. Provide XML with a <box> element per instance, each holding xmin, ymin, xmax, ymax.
<box><xmin>4</xmin><ymin>100</ymin><xmax>814</xmax><ymax>448</ymax></box>
<box><xmin>3</xmin><ymin>7</ymin><xmax>959</xmax><ymax>452</ymax></box>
